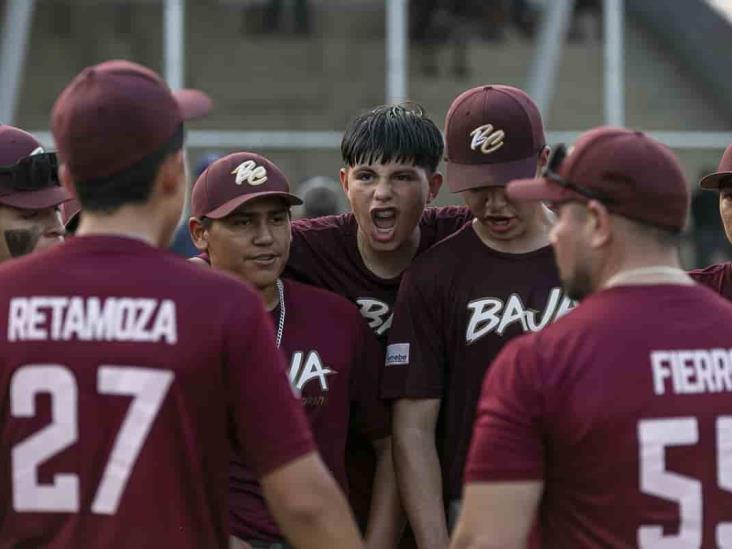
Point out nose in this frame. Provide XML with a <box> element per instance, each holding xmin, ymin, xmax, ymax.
<box><xmin>485</xmin><ymin>188</ymin><xmax>508</xmax><ymax>209</ymax></box>
<box><xmin>373</xmin><ymin>176</ymin><xmax>394</xmax><ymax>202</ymax></box>
<box><xmin>44</xmin><ymin>214</ymin><xmax>66</xmax><ymax>240</ymax></box>
<box><xmin>253</xmin><ymin>220</ymin><xmax>275</xmax><ymax>245</ymax></box>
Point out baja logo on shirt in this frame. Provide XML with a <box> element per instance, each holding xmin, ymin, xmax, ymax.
<box><xmin>465</xmin><ymin>287</ymin><xmax>574</xmax><ymax>344</ymax></box>
<box><xmin>289</xmin><ymin>350</ymin><xmax>335</xmax><ymax>392</ymax></box>
<box><xmin>356</xmin><ymin>298</ymin><xmax>393</xmax><ymax>337</ymax></box>
<box><xmin>231</xmin><ymin>160</ymin><xmax>268</xmax><ymax>186</ymax></box>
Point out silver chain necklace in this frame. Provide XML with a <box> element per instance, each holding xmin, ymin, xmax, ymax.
<box><xmin>275</xmin><ymin>278</ymin><xmax>285</xmax><ymax>349</ymax></box>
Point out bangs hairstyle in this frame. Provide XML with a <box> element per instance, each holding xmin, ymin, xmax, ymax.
<box><xmin>341</xmin><ymin>103</ymin><xmax>444</xmax><ymax>173</ymax></box>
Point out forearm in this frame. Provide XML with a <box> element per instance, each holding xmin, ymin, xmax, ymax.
<box><xmin>365</xmin><ymin>437</ymin><xmax>404</xmax><ymax>549</ymax></box>
<box><xmin>393</xmin><ymin>427</ymin><xmax>449</xmax><ymax>548</ymax></box>
<box><xmin>271</xmin><ymin>488</ymin><xmax>362</xmax><ymax>549</ymax></box>
<box><xmin>262</xmin><ymin>454</ymin><xmax>364</xmax><ymax>549</ymax></box>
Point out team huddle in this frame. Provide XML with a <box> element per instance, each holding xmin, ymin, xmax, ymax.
<box><xmin>0</xmin><ymin>58</ymin><xmax>731</xmax><ymax>549</ymax></box>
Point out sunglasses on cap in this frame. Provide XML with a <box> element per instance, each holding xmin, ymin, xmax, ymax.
<box><xmin>544</xmin><ymin>144</ymin><xmax>606</xmax><ymax>202</ymax></box>
<box><xmin>0</xmin><ymin>152</ymin><xmax>60</xmax><ymax>192</ymax></box>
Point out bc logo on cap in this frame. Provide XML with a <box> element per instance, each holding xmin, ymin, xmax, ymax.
<box><xmin>470</xmin><ymin>124</ymin><xmax>505</xmax><ymax>155</ymax></box>
<box><xmin>232</xmin><ymin>160</ymin><xmax>268</xmax><ymax>186</ymax></box>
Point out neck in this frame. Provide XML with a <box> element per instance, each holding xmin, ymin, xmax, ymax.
<box><xmin>261</xmin><ymin>280</ymin><xmax>281</xmax><ymax>311</ymax></box>
<box><xmin>472</xmin><ymin>205</ymin><xmax>554</xmax><ymax>254</ymax></box>
<box><xmin>76</xmin><ymin>205</ymin><xmax>171</xmax><ymax>248</ymax></box>
<box><xmin>598</xmin><ymin>249</ymin><xmax>692</xmax><ymax>290</ymax></box>
<box><xmin>357</xmin><ymin>226</ymin><xmax>421</xmax><ymax>279</ymax></box>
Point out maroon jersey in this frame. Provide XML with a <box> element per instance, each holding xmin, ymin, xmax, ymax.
<box><xmin>285</xmin><ymin>206</ymin><xmax>471</xmax><ymax>523</ymax></box>
<box><xmin>383</xmin><ymin>223</ymin><xmax>573</xmax><ymax>500</ymax></box>
<box><xmin>0</xmin><ymin>236</ymin><xmax>314</xmax><ymax>548</ymax></box>
<box><xmin>690</xmin><ymin>262</ymin><xmax>732</xmax><ymax>300</ymax></box>
<box><xmin>465</xmin><ymin>284</ymin><xmax>732</xmax><ymax>548</ymax></box>
<box><xmin>229</xmin><ymin>279</ymin><xmax>389</xmax><ymax>542</ymax></box>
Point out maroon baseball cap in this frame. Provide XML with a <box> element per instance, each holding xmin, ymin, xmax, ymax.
<box><xmin>444</xmin><ymin>85</ymin><xmax>546</xmax><ymax>192</ymax></box>
<box><xmin>0</xmin><ymin>125</ymin><xmax>70</xmax><ymax>210</ymax></box>
<box><xmin>699</xmin><ymin>144</ymin><xmax>732</xmax><ymax>190</ymax></box>
<box><xmin>51</xmin><ymin>59</ymin><xmax>212</xmax><ymax>183</ymax></box>
<box><xmin>191</xmin><ymin>152</ymin><xmax>302</xmax><ymax>219</ymax></box>
<box><xmin>507</xmin><ymin>126</ymin><xmax>689</xmax><ymax>231</ymax></box>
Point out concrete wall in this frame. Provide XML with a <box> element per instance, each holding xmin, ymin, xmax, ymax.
<box><xmin>11</xmin><ymin>1</ymin><xmax>732</xmax><ymax>211</ymax></box>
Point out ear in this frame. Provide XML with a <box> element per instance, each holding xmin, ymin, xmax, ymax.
<box><xmin>339</xmin><ymin>167</ymin><xmax>350</xmax><ymax>194</ymax></box>
<box><xmin>157</xmin><ymin>151</ymin><xmax>186</xmax><ymax>196</ymax></box>
<box><xmin>586</xmin><ymin>200</ymin><xmax>612</xmax><ymax>249</ymax></box>
<box><xmin>189</xmin><ymin>217</ymin><xmax>209</xmax><ymax>252</ymax></box>
<box><xmin>537</xmin><ymin>146</ymin><xmax>550</xmax><ymax>173</ymax></box>
<box><xmin>59</xmin><ymin>164</ymin><xmax>78</xmax><ymax>199</ymax></box>
<box><xmin>426</xmin><ymin>171</ymin><xmax>443</xmax><ymax>204</ymax></box>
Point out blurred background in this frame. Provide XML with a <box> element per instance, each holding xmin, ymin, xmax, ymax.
<box><xmin>1</xmin><ymin>0</ymin><xmax>732</xmax><ymax>265</ymax></box>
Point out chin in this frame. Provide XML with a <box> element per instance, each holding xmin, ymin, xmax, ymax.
<box><xmin>366</xmin><ymin>234</ymin><xmax>404</xmax><ymax>252</ymax></box>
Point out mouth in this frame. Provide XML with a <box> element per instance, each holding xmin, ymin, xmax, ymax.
<box><xmin>248</xmin><ymin>253</ymin><xmax>279</xmax><ymax>267</ymax></box>
<box><xmin>482</xmin><ymin>215</ymin><xmax>517</xmax><ymax>234</ymax></box>
<box><xmin>369</xmin><ymin>208</ymin><xmax>399</xmax><ymax>241</ymax></box>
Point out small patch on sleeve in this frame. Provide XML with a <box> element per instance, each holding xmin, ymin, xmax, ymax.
<box><xmin>385</xmin><ymin>343</ymin><xmax>410</xmax><ymax>366</ymax></box>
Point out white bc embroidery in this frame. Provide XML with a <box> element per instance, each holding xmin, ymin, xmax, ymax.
<box><xmin>469</xmin><ymin>124</ymin><xmax>505</xmax><ymax>155</ymax></box>
<box><xmin>231</xmin><ymin>160</ymin><xmax>268</xmax><ymax>186</ymax></box>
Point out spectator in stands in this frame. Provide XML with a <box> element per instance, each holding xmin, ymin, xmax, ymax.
<box><xmin>296</xmin><ymin>176</ymin><xmax>348</xmax><ymax>219</ymax></box>
<box><xmin>242</xmin><ymin>0</ymin><xmax>311</xmax><ymax>36</ymax></box>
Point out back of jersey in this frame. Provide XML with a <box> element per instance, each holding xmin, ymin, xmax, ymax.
<box><xmin>0</xmin><ymin>236</ymin><xmax>307</xmax><ymax>548</ymax></box>
<box><xmin>538</xmin><ymin>284</ymin><xmax>732</xmax><ymax>547</ymax></box>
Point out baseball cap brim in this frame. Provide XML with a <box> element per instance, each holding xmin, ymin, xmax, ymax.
<box><xmin>699</xmin><ymin>171</ymin><xmax>732</xmax><ymax>190</ymax></box>
<box><xmin>506</xmin><ymin>176</ymin><xmax>578</xmax><ymax>203</ymax></box>
<box><xmin>0</xmin><ymin>186</ymin><xmax>71</xmax><ymax>210</ymax></box>
<box><xmin>205</xmin><ymin>191</ymin><xmax>303</xmax><ymax>219</ymax></box>
<box><xmin>172</xmin><ymin>89</ymin><xmax>213</xmax><ymax>121</ymax></box>
<box><xmin>446</xmin><ymin>154</ymin><xmax>539</xmax><ymax>192</ymax></box>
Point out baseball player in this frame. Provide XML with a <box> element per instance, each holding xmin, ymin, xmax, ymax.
<box><xmin>383</xmin><ymin>85</ymin><xmax>573</xmax><ymax>548</ymax></box>
<box><xmin>188</xmin><ymin>152</ymin><xmax>401</xmax><ymax>548</ymax></box>
<box><xmin>274</xmin><ymin>103</ymin><xmax>472</xmax><ymax>536</ymax></box>
<box><xmin>690</xmin><ymin>144</ymin><xmax>732</xmax><ymax>299</ymax></box>
<box><xmin>0</xmin><ymin>126</ymin><xmax>68</xmax><ymax>258</ymax></box>
<box><xmin>453</xmin><ymin>127</ymin><xmax>732</xmax><ymax>548</ymax></box>
<box><xmin>0</xmin><ymin>60</ymin><xmax>362</xmax><ymax>549</ymax></box>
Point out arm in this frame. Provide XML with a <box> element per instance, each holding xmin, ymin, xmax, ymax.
<box><xmin>455</xmin><ymin>338</ymin><xmax>547</xmax><ymax>549</ymax></box>
<box><xmin>261</xmin><ymin>453</ymin><xmax>364</xmax><ymax>549</ymax></box>
<box><xmin>365</xmin><ymin>436</ymin><xmax>403</xmax><ymax>549</ymax></box>
<box><xmin>393</xmin><ymin>397</ymin><xmax>448</xmax><ymax>549</ymax></box>
<box><xmin>449</xmin><ymin>482</ymin><xmax>542</xmax><ymax>549</ymax></box>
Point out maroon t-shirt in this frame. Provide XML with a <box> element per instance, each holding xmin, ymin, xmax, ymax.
<box><xmin>690</xmin><ymin>262</ymin><xmax>732</xmax><ymax>300</ymax></box>
<box><xmin>0</xmin><ymin>236</ymin><xmax>314</xmax><ymax>549</ymax></box>
<box><xmin>229</xmin><ymin>279</ymin><xmax>389</xmax><ymax>542</ymax></box>
<box><xmin>285</xmin><ymin>206</ymin><xmax>471</xmax><ymax>523</ymax></box>
<box><xmin>384</xmin><ymin>223</ymin><xmax>573</xmax><ymax>500</ymax></box>
<box><xmin>465</xmin><ymin>284</ymin><xmax>732</xmax><ymax>548</ymax></box>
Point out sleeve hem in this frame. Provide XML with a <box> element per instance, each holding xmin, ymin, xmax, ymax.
<box><xmin>255</xmin><ymin>437</ymin><xmax>317</xmax><ymax>478</ymax></box>
<box><xmin>463</xmin><ymin>468</ymin><xmax>544</xmax><ymax>483</ymax></box>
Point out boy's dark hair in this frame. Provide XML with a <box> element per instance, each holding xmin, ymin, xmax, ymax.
<box><xmin>74</xmin><ymin>127</ymin><xmax>183</xmax><ymax>213</ymax></box>
<box><xmin>341</xmin><ymin>103</ymin><xmax>444</xmax><ymax>173</ymax></box>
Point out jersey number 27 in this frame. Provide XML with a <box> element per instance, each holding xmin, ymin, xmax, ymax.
<box><xmin>10</xmin><ymin>364</ymin><xmax>173</xmax><ymax>514</ymax></box>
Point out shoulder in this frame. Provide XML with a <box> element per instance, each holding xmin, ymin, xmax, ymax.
<box><xmin>291</xmin><ymin>213</ymin><xmax>356</xmax><ymax>240</ymax></box>
<box><xmin>284</xmin><ymin>279</ymin><xmax>362</xmax><ymax>320</ymax></box>
<box><xmin>419</xmin><ymin>205</ymin><xmax>472</xmax><ymax>227</ymax></box>
<box><xmin>689</xmin><ymin>261</ymin><xmax>732</xmax><ymax>282</ymax></box>
<box><xmin>408</xmin><ymin>223</ymin><xmax>472</xmax><ymax>277</ymax></box>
